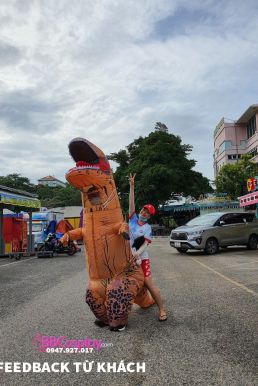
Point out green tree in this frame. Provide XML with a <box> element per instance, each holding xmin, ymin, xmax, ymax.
<box><xmin>0</xmin><ymin>173</ymin><xmax>36</xmax><ymax>193</ymax></box>
<box><xmin>215</xmin><ymin>154</ymin><xmax>258</xmax><ymax>199</ymax></box>
<box><xmin>36</xmin><ymin>185</ymin><xmax>81</xmax><ymax>208</ymax></box>
<box><xmin>108</xmin><ymin>124</ymin><xmax>212</xmax><ymax>212</ymax></box>
<box><xmin>155</xmin><ymin>122</ymin><xmax>169</xmax><ymax>133</ymax></box>
<box><xmin>0</xmin><ymin>173</ymin><xmax>81</xmax><ymax>207</ymax></box>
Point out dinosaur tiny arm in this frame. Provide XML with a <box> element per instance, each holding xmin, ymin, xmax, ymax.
<box><xmin>60</xmin><ymin>228</ymin><xmax>83</xmax><ymax>245</ymax></box>
<box><xmin>112</xmin><ymin>222</ymin><xmax>129</xmax><ymax>235</ymax></box>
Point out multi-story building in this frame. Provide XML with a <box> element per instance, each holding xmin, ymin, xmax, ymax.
<box><xmin>38</xmin><ymin>176</ymin><xmax>66</xmax><ymax>188</ymax></box>
<box><xmin>214</xmin><ymin>104</ymin><xmax>258</xmax><ymax>176</ymax></box>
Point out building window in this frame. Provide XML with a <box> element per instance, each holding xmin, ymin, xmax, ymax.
<box><xmin>249</xmin><ymin>147</ymin><xmax>257</xmax><ymax>156</ymax></box>
<box><xmin>240</xmin><ymin>139</ymin><xmax>247</xmax><ymax>147</ymax></box>
<box><xmin>247</xmin><ymin>115</ymin><xmax>256</xmax><ymax>138</ymax></box>
<box><xmin>228</xmin><ymin>154</ymin><xmax>241</xmax><ymax>160</ymax></box>
<box><xmin>219</xmin><ymin>140</ymin><xmax>232</xmax><ymax>154</ymax></box>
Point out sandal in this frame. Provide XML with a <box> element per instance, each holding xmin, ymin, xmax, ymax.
<box><xmin>159</xmin><ymin>313</ymin><xmax>168</xmax><ymax>322</ymax></box>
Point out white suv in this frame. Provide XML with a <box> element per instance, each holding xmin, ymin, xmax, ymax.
<box><xmin>170</xmin><ymin>212</ymin><xmax>258</xmax><ymax>255</ymax></box>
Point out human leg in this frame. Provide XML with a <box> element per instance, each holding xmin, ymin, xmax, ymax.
<box><xmin>143</xmin><ymin>272</ymin><xmax>167</xmax><ymax>321</ymax></box>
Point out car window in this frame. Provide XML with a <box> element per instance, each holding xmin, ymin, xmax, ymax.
<box><xmin>220</xmin><ymin>213</ymin><xmax>245</xmax><ymax>225</ymax></box>
<box><xmin>243</xmin><ymin>213</ymin><xmax>254</xmax><ymax>222</ymax></box>
<box><xmin>220</xmin><ymin>214</ymin><xmax>233</xmax><ymax>224</ymax></box>
<box><xmin>233</xmin><ymin>214</ymin><xmax>247</xmax><ymax>223</ymax></box>
<box><xmin>187</xmin><ymin>213</ymin><xmax>221</xmax><ymax>226</ymax></box>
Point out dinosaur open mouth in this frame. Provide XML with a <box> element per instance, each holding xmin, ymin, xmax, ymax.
<box><xmin>68</xmin><ymin>138</ymin><xmax>110</xmax><ymax>172</ymax></box>
<box><xmin>69</xmin><ymin>138</ymin><xmax>99</xmax><ymax>163</ymax></box>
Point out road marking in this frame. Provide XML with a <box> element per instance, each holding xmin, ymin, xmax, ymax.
<box><xmin>229</xmin><ymin>260</ymin><xmax>258</xmax><ymax>268</ymax></box>
<box><xmin>0</xmin><ymin>257</ymin><xmax>37</xmax><ymax>268</ymax></box>
<box><xmin>191</xmin><ymin>257</ymin><xmax>258</xmax><ymax>299</ymax></box>
<box><xmin>237</xmin><ymin>267</ymin><xmax>258</xmax><ymax>270</ymax></box>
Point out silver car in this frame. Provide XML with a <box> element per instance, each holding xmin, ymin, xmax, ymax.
<box><xmin>170</xmin><ymin>212</ymin><xmax>258</xmax><ymax>255</ymax></box>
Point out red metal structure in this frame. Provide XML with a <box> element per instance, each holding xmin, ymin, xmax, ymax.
<box><xmin>2</xmin><ymin>215</ymin><xmax>28</xmax><ymax>253</ymax></box>
<box><xmin>0</xmin><ymin>185</ymin><xmax>41</xmax><ymax>258</ymax></box>
<box><xmin>239</xmin><ymin>191</ymin><xmax>258</xmax><ymax>207</ymax></box>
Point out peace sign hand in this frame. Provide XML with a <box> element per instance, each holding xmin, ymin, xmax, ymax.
<box><xmin>128</xmin><ymin>173</ymin><xmax>136</xmax><ymax>185</ymax></box>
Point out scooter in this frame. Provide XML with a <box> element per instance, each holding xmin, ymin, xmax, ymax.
<box><xmin>38</xmin><ymin>233</ymin><xmax>77</xmax><ymax>256</ymax></box>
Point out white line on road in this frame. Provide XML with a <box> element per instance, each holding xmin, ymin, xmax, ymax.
<box><xmin>191</xmin><ymin>257</ymin><xmax>258</xmax><ymax>299</ymax></box>
<box><xmin>0</xmin><ymin>257</ymin><xmax>37</xmax><ymax>268</ymax></box>
<box><xmin>235</xmin><ymin>267</ymin><xmax>258</xmax><ymax>271</ymax></box>
<box><xmin>228</xmin><ymin>260</ymin><xmax>258</xmax><ymax>268</ymax></box>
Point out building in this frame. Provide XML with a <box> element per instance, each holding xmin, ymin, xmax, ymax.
<box><xmin>37</xmin><ymin>176</ymin><xmax>66</xmax><ymax>188</ymax></box>
<box><xmin>213</xmin><ymin>104</ymin><xmax>258</xmax><ymax>176</ymax></box>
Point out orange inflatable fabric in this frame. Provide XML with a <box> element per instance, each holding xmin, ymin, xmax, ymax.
<box><xmin>61</xmin><ymin>137</ymin><xmax>154</xmax><ymax>328</ymax></box>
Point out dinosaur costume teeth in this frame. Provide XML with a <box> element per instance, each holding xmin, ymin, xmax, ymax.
<box><xmin>61</xmin><ymin>137</ymin><xmax>154</xmax><ymax>328</ymax></box>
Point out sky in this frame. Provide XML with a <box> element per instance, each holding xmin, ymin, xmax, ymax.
<box><xmin>0</xmin><ymin>0</ymin><xmax>258</xmax><ymax>184</ymax></box>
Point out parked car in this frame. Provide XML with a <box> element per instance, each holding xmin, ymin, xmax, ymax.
<box><xmin>170</xmin><ymin>212</ymin><xmax>258</xmax><ymax>255</ymax></box>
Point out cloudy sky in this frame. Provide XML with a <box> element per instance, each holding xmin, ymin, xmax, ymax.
<box><xmin>0</xmin><ymin>0</ymin><xmax>258</xmax><ymax>184</ymax></box>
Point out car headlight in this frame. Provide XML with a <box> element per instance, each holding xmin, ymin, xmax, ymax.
<box><xmin>187</xmin><ymin>230</ymin><xmax>204</xmax><ymax>238</ymax></box>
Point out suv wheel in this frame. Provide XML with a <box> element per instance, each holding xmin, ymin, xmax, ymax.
<box><xmin>247</xmin><ymin>234</ymin><xmax>258</xmax><ymax>250</ymax></box>
<box><xmin>176</xmin><ymin>248</ymin><xmax>188</xmax><ymax>254</ymax></box>
<box><xmin>204</xmin><ymin>238</ymin><xmax>219</xmax><ymax>255</ymax></box>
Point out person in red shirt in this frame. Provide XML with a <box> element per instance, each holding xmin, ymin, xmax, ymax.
<box><xmin>128</xmin><ymin>173</ymin><xmax>167</xmax><ymax>322</ymax></box>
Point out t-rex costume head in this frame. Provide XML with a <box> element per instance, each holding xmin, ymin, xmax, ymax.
<box><xmin>67</xmin><ymin>137</ymin><xmax>113</xmax><ymax>193</ymax></box>
<box><xmin>62</xmin><ymin>137</ymin><xmax>154</xmax><ymax>329</ymax></box>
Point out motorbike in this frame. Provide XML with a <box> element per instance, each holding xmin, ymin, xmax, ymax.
<box><xmin>38</xmin><ymin>233</ymin><xmax>77</xmax><ymax>256</ymax></box>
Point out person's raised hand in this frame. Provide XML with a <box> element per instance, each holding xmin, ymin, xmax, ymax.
<box><xmin>128</xmin><ymin>173</ymin><xmax>136</xmax><ymax>185</ymax></box>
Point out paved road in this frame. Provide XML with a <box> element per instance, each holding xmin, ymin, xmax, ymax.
<box><xmin>0</xmin><ymin>239</ymin><xmax>258</xmax><ymax>385</ymax></box>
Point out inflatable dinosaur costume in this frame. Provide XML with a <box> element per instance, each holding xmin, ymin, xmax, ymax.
<box><xmin>61</xmin><ymin>137</ymin><xmax>154</xmax><ymax>329</ymax></box>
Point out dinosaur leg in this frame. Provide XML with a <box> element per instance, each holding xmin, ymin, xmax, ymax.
<box><xmin>134</xmin><ymin>286</ymin><xmax>155</xmax><ymax>308</ymax></box>
<box><xmin>106</xmin><ymin>277</ymin><xmax>139</xmax><ymax>328</ymax></box>
<box><xmin>85</xmin><ymin>280</ymin><xmax>108</xmax><ymax>324</ymax></box>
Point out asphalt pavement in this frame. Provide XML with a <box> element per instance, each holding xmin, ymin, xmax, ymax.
<box><xmin>0</xmin><ymin>239</ymin><xmax>258</xmax><ymax>385</ymax></box>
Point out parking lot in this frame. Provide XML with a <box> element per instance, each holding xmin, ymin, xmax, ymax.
<box><xmin>0</xmin><ymin>238</ymin><xmax>258</xmax><ymax>385</ymax></box>
<box><xmin>179</xmin><ymin>245</ymin><xmax>258</xmax><ymax>297</ymax></box>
